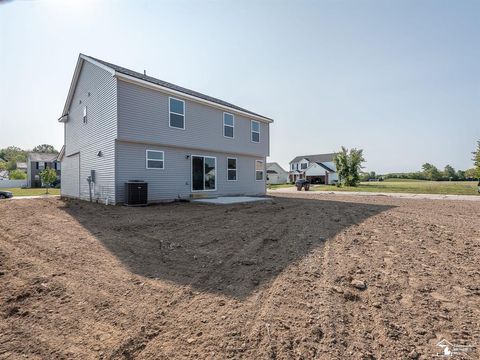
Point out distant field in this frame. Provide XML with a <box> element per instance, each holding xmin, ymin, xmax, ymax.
<box><xmin>1</xmin><ymin>188</ymin><xmax>60</xmax><ymax>197</ymax></box>
<box><xmin>382</xmin><ymin>178</ymin><xmax>426</xmax><ymax>182</ymax></box>
<box><xmin>270</xmin><ymin>181</ymin><xmax>479</xmax><ymax>195</ymax></box>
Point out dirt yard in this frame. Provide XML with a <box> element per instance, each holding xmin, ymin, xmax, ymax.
<box><xmin>0</xmin><ymin>194</ymin><xmax>479</xmax><ymax>359</ymax></box>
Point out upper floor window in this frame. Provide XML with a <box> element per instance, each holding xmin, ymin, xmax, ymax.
<box><xmin>223</xmin><ymin>113</ymin><xmax>234</xmax><ymax>138</ymax></box>
<box><xmin>291</xmin><ymin>164</ymin><xmax>294</xmax><ymax>170</ymax></box>
<box><xmin>227</xmin><ymin>157</ymin><xmax>237</xmax><ymax>181</ymax></box>
<box><xmin>251</xmin><ymin>120</ymin><xmax>260</xmax><ymax>143</ymax></box>
<box><xmin>301</xmin><ymin>163</ymin><xmax>308</xmax><ymax>169</ymax></box>
<box><xmin>83</xmin><ymin>106</ymin><xmax>87</xmax><ymax>124</ymax></box>
<box><xmin>169</xmin><ymin>97</ymin><xmax>185</xmax><ymax>129</ymax></box>
<box><xmin>255</xmin><ymin>160</ymin><xmax>264</xmax><ymax>181</ymax></box>
<box><xmin>146</xmin><ymin>150</ymin><xmax>164</xmax><ymax>169</ymax></box>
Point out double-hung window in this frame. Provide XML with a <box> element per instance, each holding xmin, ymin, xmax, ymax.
<box><xmin>301</xmin><ymin>163</ymin><xmax>308</xmax><ymax>170</ymax></box>
<box><xmin>251</xmin><ymin>120</ymin><xmax>260</xmax><ymax>143</ymax></box>
<box><xmin>223</xmin><ymin>113</ymin><xmax>234</xmax><ymax>138</ymax></box>
<box><xmin>146</xmin><ymin>150</ymin><xmax>164</xmax><ymax>169</ymax></box>
<box><xmin>255</xmin><ymin>160</ymin><xmax>264</xmax><ymax>181</ymax></box>
<box><xmin>169</xmin><ymin>97</ymin><xmax>185</xmax><ymax>129</ymax></box>
<box><xmin>227</xmin><ymin>158</ymin><xmax>237</xmax><ymax>181</ymax></box>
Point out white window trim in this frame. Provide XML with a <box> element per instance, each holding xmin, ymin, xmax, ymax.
<box><xmin>146</xmin><ymin>149</ymin><xmax>165</xmax><ymax>170</ymax></box>
<box><xmin>251</xmin><ymin>120</ymin><xmax>260</xmax><ymax>143</ymax></box>
<box><xmin>223</xmin><ymin>112</ymin><xmax>235</xmax><ymax>139</ymax></box>
<box><xmin>227</xmin><ymin>157</ymin><xmax>237</xmax><ymax>182</ymax></box>
<box><xmin>168</xmin><ymin>96</ymin><xmax>186</xmax><ymax>130</ymax></box>
<box><xmin>83</xmin><ymin>106</ymin><xmax>87</xmax><ymax>124</ymax></box>
<box><xmin>255</xmin><ymin>160</ymin><xmax>264</xmax><ymax>181</ymax></box>
<box><xmin>191</xmin><ymin>155</ymin><xmax>217</xmax><ymax>192</ymax></box>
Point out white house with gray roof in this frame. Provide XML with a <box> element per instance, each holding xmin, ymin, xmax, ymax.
<box><xmin>289</xmin><ymin>153</ymin><xmax>338</xmax><ymax>184</ymax></box>
<box><xmin>58</xmin><ymin>54</ymin><xmax>273</xmax><ymax>204</ymax></box>
<box><xmin>27</xmin><ymin>152</ymin><xmax>61</xmax><ymax>188</ymax></box>
<box><xmin>266</xmin><ymin>162</ymin><xmax>289</xmax><ymax>185</ymax></box>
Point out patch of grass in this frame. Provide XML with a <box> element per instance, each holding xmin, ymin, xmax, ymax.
<box><xmin>268</xmin><ymin>183</ymin><xmax>295</xmax><ymax>189</ymax></box>
<box><xmin>312</xmin><ymin>181</ymin><xmax>479</xmax><ymax>195</ymax></box>
<box><xmin>2</xmin><ymin>188</ymin><xmax>61</xmax><ymax>197</ymax></box>
<box><xmin>382</xmin><ymin>178</ymin><xmax>426</xmax><ymax>182</ymax></box>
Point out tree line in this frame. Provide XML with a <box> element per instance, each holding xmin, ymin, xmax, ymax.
<box><xmin>0</xmin><ymin>144</ymin><xmax>58</xmax><ymax>180</ymax></box>
<box><xmin>373</xmin><ymin>163</ymin><xmax>477</xmax><ymax>181</ymax></box>
<box><xmin>335</xmin><ymin>140</ymin><xmax>480</xmax><ymax>186</ymax></box>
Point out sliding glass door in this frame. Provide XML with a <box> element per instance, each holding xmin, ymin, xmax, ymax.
<box><xmin>192</xmin><ymin>155</ymin><xmax>216</xmax><ymax>191</ymax></box>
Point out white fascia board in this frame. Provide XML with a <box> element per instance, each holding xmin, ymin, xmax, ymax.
<box><xmin>114</xmin><ymin>72</ymin><xmax>273</xmax><ymax>124</ymax></box>
<box><xmin>59</xmin><ymin>54</ymin><xmax>116</xmax><ymax>122</ymax></box>
<box><xmin>79</xmin><ymin>54</ymin><xmax>116</xmax><ymax>76</ymax></box>
<box><xmin>59</xmin><ymin>56</ymin><xmax>84</xmax><ymax>121</ymax></box>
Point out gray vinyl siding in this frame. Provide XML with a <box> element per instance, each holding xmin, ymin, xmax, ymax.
<box><xmin>115</xmin><ymin>141</ymin><xmax>266</xmax><ymax>203</ymax></box>
<box><xmin>63</xmin><ymin>61</ymin><xmax>117</xmax><ymax>203</ymax></box>
<box><xmin>61</xmin><ymin>154</ymin><xmax>80</xmax><ymax>198</ymax></box>
<box><xmin>117</xmin><ymin>79</ymin><xmax>270</xmax><ymax>157</ymax></box>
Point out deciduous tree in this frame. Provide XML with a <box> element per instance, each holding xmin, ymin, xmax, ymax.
<box><xmin>422</xmin><ymin>163</ymin><xmax>441</xmax><ymax>181</ymax></box>
<box><xmin>443</xmin><ymin>165</ymin><xmax>456</xmax><ymax>180</ymax></box>
<box><xmin>334</xmin><ymin>147</ymin><xmax>365</xmax><ymax>187</ymax></box>
<box><xmin>9</xmin><ymin>169</ymin><xmax>26</xmax><ymax>180</ymax></box>
<box><xmin>472</xmin><ymin>140</ymin><xmax>480</xmax><ymax>178</ymax></box>
<box><xmin>32</xmin><ymin>144</ymin><xmax>58</xmax><ymax>154</ymax></box>
<box><xmin>39</xmin><ymin>168</ymin><xmax>57</xmax><ymax>194</ymax></box>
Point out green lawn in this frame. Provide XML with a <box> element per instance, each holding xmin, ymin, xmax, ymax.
<box><xmin>270</xmin><ymin>181</ymin><xmax>479</xmax><ymax>195</ymax></box>
<box><xmin>268</xmin><ymin>183</ymin><xmax>297</xmax><ymax>190</ymax></box>
<box><xmin>312</xmin><ymin>181</ymin><xmax>479</xmax><ymax>195</ymax></box>
<box><xmin>2</xmin><ymin>188</ymin><xmax>60</xmax><ymax>197</ymax></box>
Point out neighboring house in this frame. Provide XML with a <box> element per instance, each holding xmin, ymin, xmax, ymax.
<box><xmin>58</xmin><ymin>54</ymin><xmax>273</xmax><ymax>204</ymax></box>
<box><xmin>27</xmin><ymin>152</ymin><xmax>61</xmax><ymax>188</ymax></box>
<box><xmin>266</xmin><ymin>162</ymin><xmax>289</xmax><ymax>184</ymax></box>
<box><xmin>0</xmin><ymin>170</ymin><xmax>8</xmax><ymax>180</ymax></box>
<box><xmin>16</xmin><ymin>162</ymin><xmax>27</xmax><ymax>171</ymax></box>
<box><xmin>289</xmin><ymin>153</ymin><xmax>338</xmax><ymax>184</ymax></box>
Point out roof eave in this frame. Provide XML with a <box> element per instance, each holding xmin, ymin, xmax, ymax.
<box><xmin>59</xmin><ymin>54</ymin><xmax>116</xmax><ymax>120</ymax></box>
<box><xmin>114</xmin><ymin>72</ymin><xmax>273</xmax><ymax>124</ymax></box>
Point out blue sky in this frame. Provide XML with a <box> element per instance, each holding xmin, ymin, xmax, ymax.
<box><xmin>0</xmin><ymin>0</ymin><xmax>478</xmax><ymax>173</ymax></box>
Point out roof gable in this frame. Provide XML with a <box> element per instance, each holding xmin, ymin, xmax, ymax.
<box><xmin>315</xmin><ymin>162</ymin><xmax>335</xmax><ymax>172</ymax></box>
<box><xmin>290</xmin><ymin>153</ymin><xmax>337</xmax><ymax>164</ymax></box>
<box><xmin>60</xmin><ymin>54</ymin><xmax>273</xmax><ymax>123</ymax></box>
<box><xmin>266</xmin><ymin>162</ymin><xmax>287</xmax><ymax>173</ymax></box>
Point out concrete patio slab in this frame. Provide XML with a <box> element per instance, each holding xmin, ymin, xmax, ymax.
<box><xmin>192</xmin><ymin>196</ymin><xmax>272</xmax><ymax>205</ymax></box>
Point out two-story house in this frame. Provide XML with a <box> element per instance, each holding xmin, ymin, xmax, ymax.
<box><xmin>58</xmin><ymin>54</ymin><xmax>272</xmax><ymax>204</ymax></box>
<box><xmin>26</xmin><ymin>152</ymin><xmax>61</xmax><ymax>188</ymax></box>
<box><xmin>289</xmin><ymin>153</ymin><xmax>338</xmax><ymax>184</ymax></box>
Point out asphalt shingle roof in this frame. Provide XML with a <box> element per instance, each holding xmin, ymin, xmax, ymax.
<box><xmin>289</xmin><ymin>153</ymin><xmax>337</xmax><ymax>164</ymax></box>
<box><xmin>28</xmin><ymin>152</ymin><xmax>58</xmax><ymax>162</ymax></box>
<box><xmin>316</xmin><ymin>162</ymin><xmax>335</xmax><ymax>172</ymax></box>
<box><xmin>84</xmin><ymin>55</ymin><xmax>272</xmax><ymax>121</ymax></box>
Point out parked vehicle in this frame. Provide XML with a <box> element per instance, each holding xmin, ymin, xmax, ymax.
<box><xmin>0</xmin><ymin>190</ymin><xmax>13</xmax><ymax>199</ymax></box>
<box><xmin>295</xmin><ymin>179</ymin><xmax>310</xmax><ymax>191</ymax></box>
